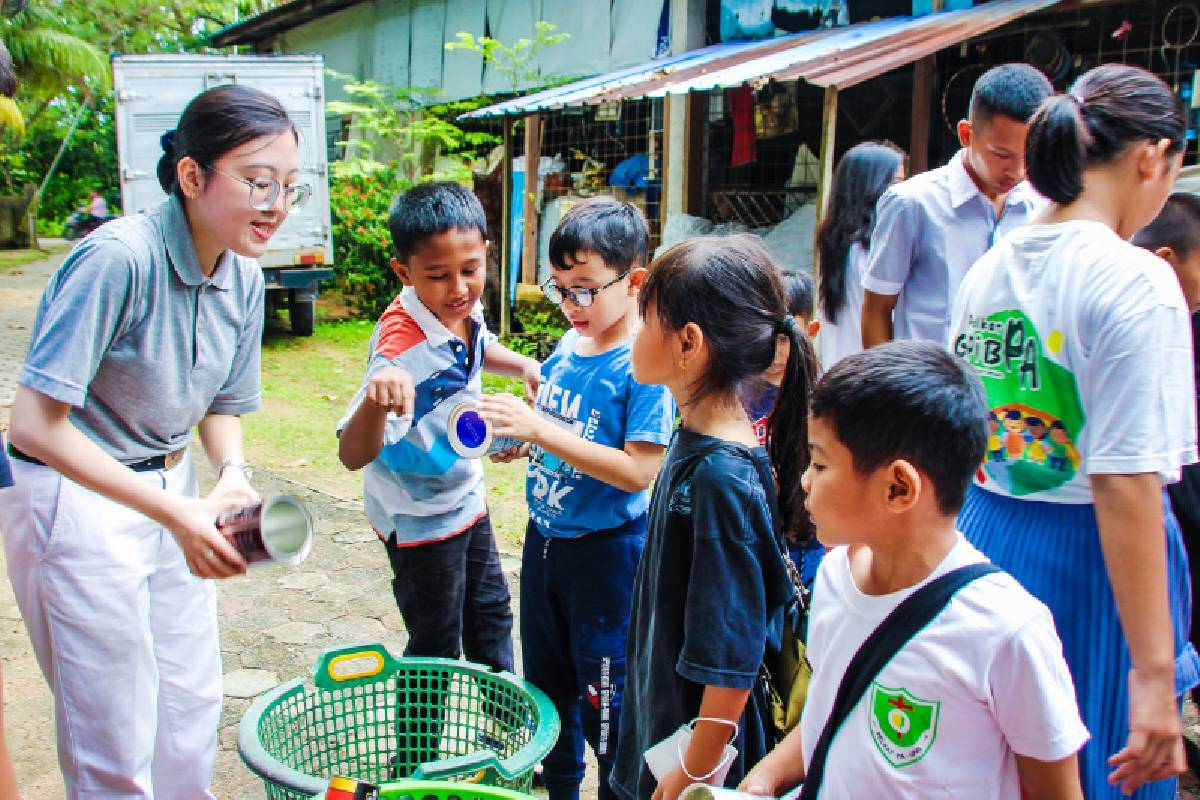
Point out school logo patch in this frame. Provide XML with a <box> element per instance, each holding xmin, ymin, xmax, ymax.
<box><xmin>869</xmin><ymin>683</ymin><xmax>940</xmax><ymax>768</ymax></box>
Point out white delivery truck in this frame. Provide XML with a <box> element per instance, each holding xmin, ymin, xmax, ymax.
<box><xmin>113</xmin><ymin>54</ymin><xmax>334</xmax><ymax>335</ymax></box>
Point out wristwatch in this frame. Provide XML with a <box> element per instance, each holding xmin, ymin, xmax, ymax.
<box><xmin>219</xmin><ymin>459</ymin><xmax>254</xmax><ymax>481</ymax></box>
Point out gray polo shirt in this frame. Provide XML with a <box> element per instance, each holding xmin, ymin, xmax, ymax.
<box><xmin>20</xmin><ymin>196</ymin><xmax>264</xmax><ymax>463</ymax></box>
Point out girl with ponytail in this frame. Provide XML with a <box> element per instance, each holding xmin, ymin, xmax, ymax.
<box><xmin>611</xmin><ymin>234</ymin><xmax>816</xmax><ymax>799</ymax></box>
<box><xmin>814</xmin><ymin>141</ymin><xmax>905</xmax><ymax>368</ymax></box>
<box><xmin>950</xmin><ymin>65</ymin><xmax>1196</xmax><ymax>799</ymax></box>
<box><xmin>1</xmin><ymin>84</ymin><xmax>307</xmax><ymax>797</ymax></box>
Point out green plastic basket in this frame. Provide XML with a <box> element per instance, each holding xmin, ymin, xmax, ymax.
<box><xmin>238</xmin><ymin>643</ymin><xmax>559</xmax><ymax>800</ymax></box>
<box><xmin>309</xmin><ymin>779</ymin><xmax>537</xmax><ymax>800</ymax></box>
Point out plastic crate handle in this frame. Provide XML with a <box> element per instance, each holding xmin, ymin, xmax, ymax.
<box><xmin>412</xmin><ymin>750</ymin><xmax>514</xmax><ymax>783</ymax></box>
<box><xmin>313</xmin><ymin>642</ymin><xmax>399</xmax><ymax>692</ymax></box>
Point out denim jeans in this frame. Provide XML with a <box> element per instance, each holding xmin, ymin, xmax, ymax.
<box><xmin>521</xmin><ymin>517</ymin><xmax>646</xmax><ymax>800</ymax></box>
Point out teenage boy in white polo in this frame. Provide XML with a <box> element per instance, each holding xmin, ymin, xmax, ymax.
<box><xmin>860</xmin><ymin>63</ymin><xmax>1052</xmax><ymax>348</ymax></box>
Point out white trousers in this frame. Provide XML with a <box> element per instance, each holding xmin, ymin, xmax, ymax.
<box><xmin>0</xmin><ymin>454</ymin><xmax>221</xmax><ymax>799</ymax></box>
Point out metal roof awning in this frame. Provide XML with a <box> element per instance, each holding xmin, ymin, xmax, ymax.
<box><xmin>464</xmin><ymin>0</ymin><xmax>1062</xmax><ymax>118</ymax></box>
<box><xmin>210</xmin><ymin>0</ymin><xmax>365</xmax><ymax>48</ymax></box>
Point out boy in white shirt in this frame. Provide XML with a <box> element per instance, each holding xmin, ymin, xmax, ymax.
<box><xmin>740</xmin><ymin>341</ymin><xmax>1088</xmax><ymax>799</ymax></box>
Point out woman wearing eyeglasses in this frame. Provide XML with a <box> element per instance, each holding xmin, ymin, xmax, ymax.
<box><xmin>0</xmin><ymin>84</ymin><xmax>309</xmax><ymax>798</ymax></box>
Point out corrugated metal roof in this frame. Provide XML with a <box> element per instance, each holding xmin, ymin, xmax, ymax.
<box><xmin>464</xmin><ymin>0</ymin><xmax>1062</xmax><ymax>118</ymax></box>
<box><xmin>210</xmin><ymin>0</ymin><xmax>365</xmax><ymax>48</ymax></box>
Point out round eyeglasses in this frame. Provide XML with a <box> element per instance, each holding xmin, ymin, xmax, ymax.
<box><xmin>541</xmin><ymin>269</ymin><xmax>632</xmax><ymax>308</ymax></box>
<box><xmin>208</xmin><ymin>166</ymin><xmax>313</xmax><ymax>213</ymax></box>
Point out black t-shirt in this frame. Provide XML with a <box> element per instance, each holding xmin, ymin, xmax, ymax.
<box><xmin>610</xmin><ymin>429</ymin><xmax>790</xmax><ymax>799</ymax></box>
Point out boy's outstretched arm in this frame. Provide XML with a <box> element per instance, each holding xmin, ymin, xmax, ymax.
<box><xmin>483</xmin><ymin>341</ymin><xmax>541</xmax><ymax>401</ymax></box>
<box><xmin>738</xmin><ymin>724</ymin><xmax>807</xmax><ymax>796</ymax></box>
<box><xmin>1016</xmin><ymin>753</ymin><xmax>1083</xmax><ymax>800</ymax></box>
<box><xmin>338</xmin><ymin>366</ymin><xmax>414</xmax><ymax>471</ymax></box>
<box><xmin>476</xmin><ymin>393</ymin><xmax>663</xmax><ymax>492</ymax></box>
<box><xmin>653</xmin><ymin>686</ymin><xmax>751</xmax><ymax>800</ymax></box>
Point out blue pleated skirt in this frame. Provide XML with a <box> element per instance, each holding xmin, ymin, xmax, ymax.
<box><xmin>959</xmin><ymin>486</ymin><xmax>1200</xmax><ymax>799</ymax></box>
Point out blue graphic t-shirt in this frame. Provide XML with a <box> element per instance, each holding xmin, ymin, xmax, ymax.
<box><xmin>527</xmin><ymin>330</ymin><xmax>675</xmax><ymax>537</ymax></box>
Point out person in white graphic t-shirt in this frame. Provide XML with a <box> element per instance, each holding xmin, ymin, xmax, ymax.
<box><xmin>740</xmin><ymin>342</ymin><xmax>1087</xmax><ymax>800</ymax></box>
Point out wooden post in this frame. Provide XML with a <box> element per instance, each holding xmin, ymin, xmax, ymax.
<box><xmin>813</xmin><ymin>85</ymin><xmax>839</xmax><ymax>275</ymax></box>
<box><xmin>660</xmin><ymin>97</ymin><xmax>671</xmax><ymax>235</ymax></box>
<box><xmin>500</xmin><ymin>115</ymin><xmax>514</xmax><ymax>338</ymax></box>
<box><xmin>684</xmin><ymin>92</ymin><xmax>707</xmax><ymax>215</ymax></box>
<box><xmin>521</xmin><ymin>113</ymin><xmax>542</xmax><ymax>286</ymax></box>
<box><xmin>910</xmin><ymin>56</ymin><xmax>934</xmax><ymax>176</ymax></box>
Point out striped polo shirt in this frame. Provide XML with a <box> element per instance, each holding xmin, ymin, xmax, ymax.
<box><xmin>338</xmin><ymin>286</ymin><xmax>497</xmax><ymax>545</ymax></box>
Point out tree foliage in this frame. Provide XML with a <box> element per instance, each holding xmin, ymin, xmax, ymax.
<box><xmin>326</xmin><ymin>72</ymin><xmax>501</xmax><ymax>316</ymax></box>
<box><xmin>0</xmin><ymin>0</ymin><xmax>277</xmax><ymax>228</ymax></box>
<box><xmin>445</xmin><ymin>20</ymin><xmax>569</xmax><ymax>92</ymax></box>
<box><xmin>1</xmin><ymin>2</ymin><xmax>108</xmax><ymax>133</ymax></box>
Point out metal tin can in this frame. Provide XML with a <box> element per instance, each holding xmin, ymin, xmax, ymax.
<box><xmin>215</xmin><ymin>494</ymin><xmax>313</xmax><ymax>566</ymax></box>
<box><xmin>324</xmin><ymin>775</ymin><xmax>379</xmax><ymax>800</ymax></box>
<box><xmin>448</xmin><ymin>401</ymin><xmax>523</xmax><ymax>458</ymax></box>
<box><xmin>681</xmin><ymin>787</ymin><xmax>777</xmax><ymax>800</ymax></box>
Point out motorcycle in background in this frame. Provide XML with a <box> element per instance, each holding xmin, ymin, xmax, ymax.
<box><xmin>62</xmin><ymin>208</ymin><xmax>115</xmax><ymax>240</ymax></box>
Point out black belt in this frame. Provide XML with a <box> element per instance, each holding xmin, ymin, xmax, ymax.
<box><xmin>6</xmin><ymin>441</ymin><xmax>187</xmax><ymax>472</ymax></box>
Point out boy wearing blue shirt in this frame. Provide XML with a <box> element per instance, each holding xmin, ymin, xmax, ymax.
<box><xmin>337</xmin><ymin>183</ymin><xmax>539</xmax><ymax>675</ymax></box>
<box><xmin>479</xmin><ymin>198</ymin><xmax>675</xmax><ymax>800</ymax></box>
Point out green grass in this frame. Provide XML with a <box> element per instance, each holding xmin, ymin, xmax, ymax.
<box><xmin>245</xmin><ymin>320</ymin><xmax>531</xmax><ymax>549</ymax></box>
<box><xmin>0</xmin><ymin>243</ymin><xmax>70</xmax><ymax>272</ymax></box>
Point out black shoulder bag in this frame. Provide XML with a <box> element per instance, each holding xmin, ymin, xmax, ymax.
<box><xmin>797</xmin><ymin>561</ymin><xmax>1001</xmax><ymax>799</ymax></box>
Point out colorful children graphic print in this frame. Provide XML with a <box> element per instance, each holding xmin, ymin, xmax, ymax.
<box><xmin>870</xmin><ymin>683</ymin><xmax>940</xmax><ymax>768</ymax></box>
<box><xmin>953</xmin><ymin>310</ymin><xmax>1085</xmax><ymax>497</ymax></box>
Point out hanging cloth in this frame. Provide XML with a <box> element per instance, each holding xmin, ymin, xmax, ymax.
<box><xmin>730</xmin><ymin>84</ymin><xmax>758</xmax><ymax>167</ymax></box>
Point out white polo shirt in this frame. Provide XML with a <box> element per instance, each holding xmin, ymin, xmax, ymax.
<box><xmin>862</xmin><ymin>151</ymin><xmax>1044</xmax><ymax>344</ymax></box>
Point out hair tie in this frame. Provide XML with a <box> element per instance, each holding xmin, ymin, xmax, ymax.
<box><xmin>776</xmin><ymin>315</ymin><xmax>798</xmax><ymax>336</ymax></box>
<box><xmin>160</xmin><ymin>129</ymin><xmax>177</xmax><ymax>154</ymax></box>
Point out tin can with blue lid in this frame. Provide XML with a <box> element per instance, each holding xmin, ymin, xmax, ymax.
<box><xmin>447</xmin><ymin>401</ymin><xmax>523</xmax><ymax>459</ymax></box>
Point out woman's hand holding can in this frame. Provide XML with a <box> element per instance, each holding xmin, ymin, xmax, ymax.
<box><xmin>167</xmin><ymin>495</ymin><xmax>249</xmax><ymax>579</ymax></box>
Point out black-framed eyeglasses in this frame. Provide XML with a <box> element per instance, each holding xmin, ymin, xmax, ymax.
<box><xmin>541</xmin><ymin>269</ymin><xmax>632</xmax><ymax>308</ymax></box>
<box><xmin>208</xmin><ymin>166</ymin><xmax>312</xmax><ymax>213</ymax></box>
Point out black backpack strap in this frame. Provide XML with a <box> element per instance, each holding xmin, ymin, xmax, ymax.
<box><xmin>745</xmin><ymin>450</ymin><xmax>809</xmax><ymax>616</ymax></box>
<box><xmin>798</xmin><ymin>561</ymin><xmax>1003</xmax><ymax>799</ymax></box>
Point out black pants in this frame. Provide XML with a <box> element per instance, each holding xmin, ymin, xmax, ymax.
<box><xmin>1170</xmin><ymin>463</ymin><xmax>1200</xmax><ymax>657</ymax></box>
<box><xmin>385</xmin><ymin>514</ymin><xmax>515</xmax><ymax>671</ymax></box>
<box><xmin>385</xmin><ymin>515</ymin><xmax>515</xmax><ymax>776</ymax></box>
<box><xmin>521</xmin><ymin>517</ymin><xmax>646</xmax><ymax>800</ymax></box>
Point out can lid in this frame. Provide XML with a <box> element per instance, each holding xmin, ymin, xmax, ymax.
<box><xmin>448</xmin><ymin>402</ymin><xmax>493</xmax><ymax>459</ymax></box>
